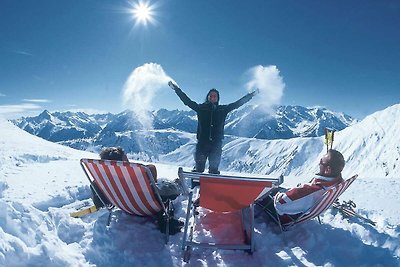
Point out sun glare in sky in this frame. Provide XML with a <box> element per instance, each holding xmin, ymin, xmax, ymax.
<box><xmin>130</xmin><ymin>1</ymin><xmax>156</xmax><ymax>26</ymax></box>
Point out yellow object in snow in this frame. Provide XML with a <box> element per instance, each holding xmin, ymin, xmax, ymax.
<box><xmin>70</xmin><ymin>205</ymin><xmax>98</xmax><ymax>218</ymax></box>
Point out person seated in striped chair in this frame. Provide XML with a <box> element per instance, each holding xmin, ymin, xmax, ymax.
<box><xmin>90</xmin><ymin>147</ymin><xmax>126</xmax><ymax>209</ymax></box>
<box><xmin>256</xmin><ymin>149</ymin><xmax>345</xmax><ymax>225</ymax></box>
<box><xmin>91</xmin><ymin>147</ymin><xmax>182</xmax><ymax>209</ymax></box>
<box><xmin>90</xmin><ymin>147</ymin><xmax>184</xmax><ymax>234</ymax></box>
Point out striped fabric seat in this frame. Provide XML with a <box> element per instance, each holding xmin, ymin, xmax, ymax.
<box><xmin>80</xmin><ymin>159</ymin><xmax>162</xmax><ymax>216</ymax></box>
<box><xmin>283</xmin><ymin>174</ymin><xmax>358</xmax><ymax>228</ymax></box>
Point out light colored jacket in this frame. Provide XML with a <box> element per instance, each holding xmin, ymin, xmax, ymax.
<box><xmin>274</xmin><ymin>174</ymin><xmax>343</xmax><ymax>216</ymax></box>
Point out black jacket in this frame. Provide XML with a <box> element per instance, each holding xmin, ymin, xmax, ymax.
<box><xmin>175</xmin><ymin>88</ymin><xmax>253</xmax><ymax>142</ymax></box>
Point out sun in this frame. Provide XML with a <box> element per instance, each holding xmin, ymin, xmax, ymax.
<box><xmin>130</xmin><ymin>1</ymin><xmax>156</xmax><ymax>26</ymax></box>
<box><xmin>134</xmin><ymin>3</ymin><xmax>151</xmax><ymax>22</ymax></box>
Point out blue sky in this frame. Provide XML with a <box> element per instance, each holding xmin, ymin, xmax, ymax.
<box><xmin>1</xmin><ymin>0</ymin><xmax>399</xmax><ymax>120</ymax></box>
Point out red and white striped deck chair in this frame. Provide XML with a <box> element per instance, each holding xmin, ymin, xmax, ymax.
<box><xmin>80</xmin><ymin>159</ymin><xmax>171</xmax><ymax>242</ymax></box>
<box><xmin>178</xmin><ymin>167</ymin><xmax>283</xmax><ymax>262</ymax></box>
<box><xmin>281</xmin><ymin>174</ymin><xmax>358</xmax><ymax>229</ymax></box>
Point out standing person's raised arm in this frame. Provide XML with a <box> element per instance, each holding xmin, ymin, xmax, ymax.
<box><xmin>226</xmin><ymin>88</ymin><xmax>259</xmax><ymax>112</ymax></box>
<box><xmin>169</xmin><ymin>81</ymin><xmax>199</xmax><ymax>111</ymax></box>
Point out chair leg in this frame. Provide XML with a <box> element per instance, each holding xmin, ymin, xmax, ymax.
<box><xmin>255</xmin><ymin>195</ymin><xmax>284</xmax><ymax>229</ymax></box>
<box><xmin>249</xmin><ymin>204</ymin><xmax>255</xmax><ymax>253</ymax></box>
<box><xmin>182</xmin><ymin>191</ymin><xmax>193</xmax><ymax>250</ymax></box>
<box><xmin>106</xmin><ymin>208</ymin><xmax>113</xmax><ymax>226</ymax></box>
<box><xmin>274</xmin><ymin>212</ymin><xmax>287</xmax><ymax>245</ymax></box>
<box><xmin>255</xmin><ymin>201</ymin><xmax>287</xmax><ymax>245</ymax></box>
<box><xmin>183</xmin><ymin>245</ymin><xmax>192</xmax><ymax>263</ymax></box>
<box><xmin>165</xmin><ymin>199</ymin><xmax>171</xmax><ymax>244</ymax></box>
<box><xmin>240</xmin><ymin>208</ymin><xmax>250</xmax><ymax>244</ymax></box>
<box><xmin>182</xmin><ymin>195</ymin><xmax>194</xmax><ymax>262</ymax></box>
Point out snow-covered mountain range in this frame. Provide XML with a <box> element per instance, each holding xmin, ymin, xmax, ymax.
<box><xmin>12</xmin><ymin>105</ymin><xmax>355</xmax><ymax>158</ymax></box>
<box><xmin>9</xmin><ymin>103</ymin><xmax>400</xmax><ymax>180</ymax></box>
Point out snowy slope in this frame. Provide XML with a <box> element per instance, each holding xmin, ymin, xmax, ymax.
<box><xmin>216</xmin><ymin>104</ymin><xmax>400</xmax><ymax>180</ymax></box>
<box><xmin>0</xmin><ymin>118</ymin><xmax>94</xmax><ymax>207</ymax></box>
<box><xmin>0</xmin><ymin>115</ymin><xmax>399</xmax><ymax>266</ymax></box>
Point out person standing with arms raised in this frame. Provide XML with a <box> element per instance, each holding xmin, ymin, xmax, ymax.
<box><xmin>169</xmin><ymin>81</ymin><xmax>259</xmax><ymax>174</ymax></box>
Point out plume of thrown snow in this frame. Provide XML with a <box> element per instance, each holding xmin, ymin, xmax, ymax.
<box><xmin>245</xmin><ymin>65</ymin><xmax>285</xmax><ymax>113</ymax></box>
<box><xmin>122</xmin><ymin>63</ymin><xmax>174</xmax><ymax>129</ymax></box>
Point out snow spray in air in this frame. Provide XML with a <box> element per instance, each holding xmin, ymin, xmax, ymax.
<box><xmin>244</xmin><ymin>65</ymin><xmax>285</xmax><ymax>113</ymax></box>
<box><xmin>122</xmin><ymin>63</ymin><xmax>174</xmax><ymax>130</ymax></box>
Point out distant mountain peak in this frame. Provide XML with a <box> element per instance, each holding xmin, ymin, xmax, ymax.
<box><xmin>38</xmin><ymin>109</ymin><xmax>52</xmax><ymax>120</ymax></box>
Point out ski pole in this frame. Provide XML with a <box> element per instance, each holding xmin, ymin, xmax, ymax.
<box><xmin>324</xmin><ymin>128</ymin><xmax>329</xmax><ymax>152</ymax></box>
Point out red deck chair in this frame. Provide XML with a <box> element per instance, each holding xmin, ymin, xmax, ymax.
<box><xmin>80</xmin><ymin>159</ymin><xmax>172</xmax><ymax>242</ymax></box>
<box><xmin>260</xmin><ymin>175</ymin><xmax>358</xmax><ymax>231</ymax></box>
<box><xmin>178</xmin><ymin>167</ymin><xmax>283</xmax><ymax>262</ymax></box>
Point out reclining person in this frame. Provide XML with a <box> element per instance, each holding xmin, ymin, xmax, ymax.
<box><xmin>91</xmin><ymin>146</ymin><xmax>182</xmax><ymax>208</ymax></box>
<box><xmin>90</xmin><ymin>147</ymin><xmax>183</xmax><ymax>233</ymax></box>
<box><xmin>257</xmin><ymin>149</ymin><xmax>345</xmax><ymax>224</ymax></box>
<box><xmin>90</xmin><ymin>147</ymin><xmax>157</xmax><ymax>209</ymax></box>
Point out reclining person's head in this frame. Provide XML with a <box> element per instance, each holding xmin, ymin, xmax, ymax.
<box><xmin>100</xmin><ymin>147</ymin><xmax>129</xmax><ymax>161</ymax></box>
<box><xmin>99</xmin><ymin>147</ymin><xmax>157</xmax><ymax>180</ymax></box>
<box><xmin>319</xmin><ymin>149</ymin><xmax>345</xmax><ymax>177</ymax></box>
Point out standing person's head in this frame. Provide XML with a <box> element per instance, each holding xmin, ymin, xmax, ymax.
<box><xmin>318</xmin><ymin>149</ymin><xmax>345</xmax><ymax>177</ymax></box>
<box><xmin>100</xmin><ymin>147</ymin><xmax>129</xmax><ymax>161</ymax></box>
<box><xmin>205</xmin><ymin>88</ymin><xmax>220</xmax><ymax>104</ymax></box>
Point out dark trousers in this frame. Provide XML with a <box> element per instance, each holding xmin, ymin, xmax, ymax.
<box><xmin>255</xmin><ymin>187</ymin><xmax>300</xmax><ymax>225</ymax></box>
<box><xmin>255</xmin><ymin>195</ymin><xmax>286</xmax><ymax>227</ymax></box>
<box><xmin>194</xmin><ymin>140</ymin><xmax>222</xmax><ymax>173</ymax></box>
<box><xmin>255</xmin><ymin>187</ymin><xmax>281</xmax><ymax>217</ymax></box>
<box><xmin>91</xmin><ymin>184</ymin><xmax>110</xmax><ymax>209</ymax></box>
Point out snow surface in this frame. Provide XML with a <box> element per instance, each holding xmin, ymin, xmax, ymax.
<box><xmin>1</xmin><ymin>115</ymin><xmax>399</xmax><ymax>266</ymax></box>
